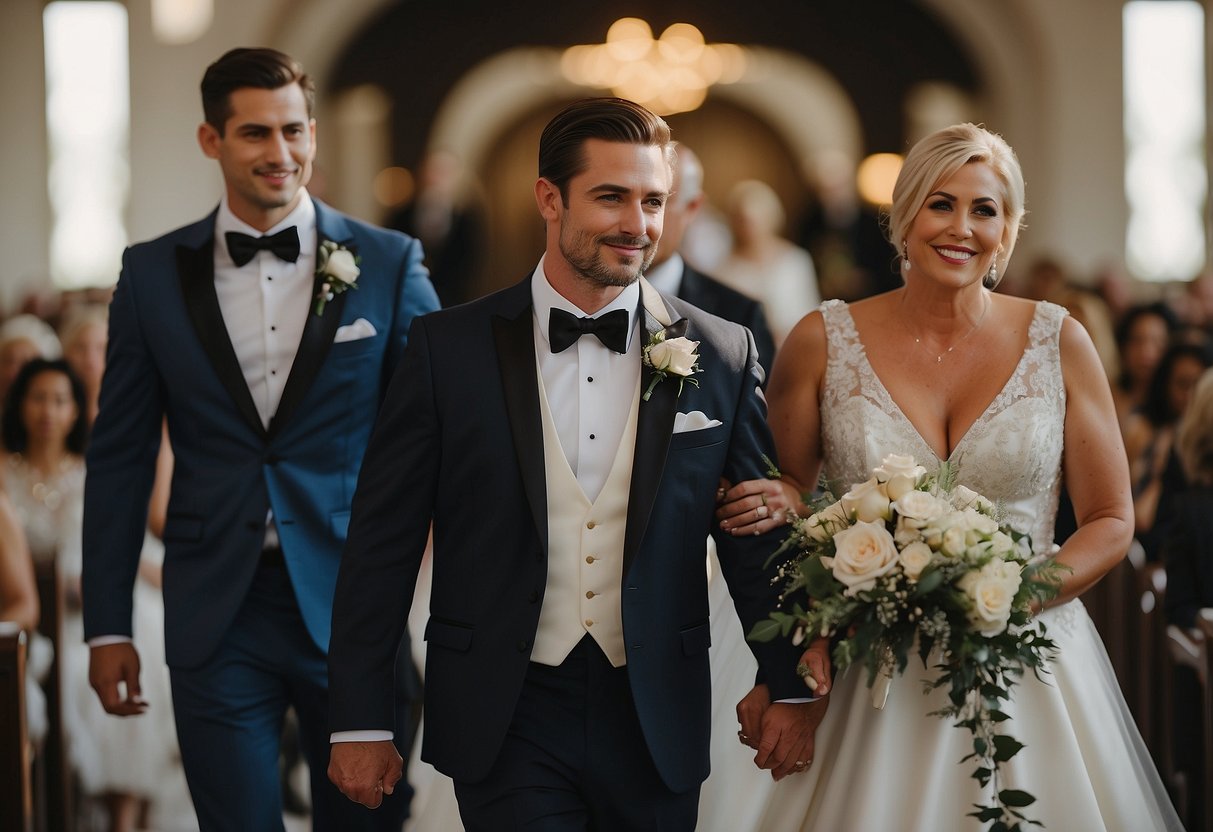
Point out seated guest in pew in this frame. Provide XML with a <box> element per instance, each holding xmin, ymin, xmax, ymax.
<box><xmin>0</xmin><ymin>491</ymin><xmax>47</xmax><ymax>744</ymax></box>
<box><xmin>1161</xmin><ymin>366</ymin><xmax>1213</xmax><ymax>832</ymax></box>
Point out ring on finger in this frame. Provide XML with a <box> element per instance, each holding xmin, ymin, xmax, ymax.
<box><xmin>760</xmin><ymin>493</ymin><xmax>767</xmax><ymax>507</ymax></box>
<box><xmin>737</xmin><ymin>730</ymin><xmax>750</xmax><ymax>743</ymax></box>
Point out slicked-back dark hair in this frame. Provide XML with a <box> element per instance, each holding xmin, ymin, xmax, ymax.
<box><xmin>2</xmin><ymin>359</ymin><xmax>88</xmax><ymax>456</ymax></box>
<box><xmin>538</xmin><ymin>97</ymin><xmax>672</xmax><ymax>206</ymax></box>
<box><xmin>201</xmin><ymin>47</ymin><xmax>314</xmax><ymax>135</ymax></box>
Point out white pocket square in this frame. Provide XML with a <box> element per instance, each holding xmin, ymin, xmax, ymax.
<box><xmin>673</xmin><ymin>410</ymin><xmax>723</xmax><ymax>433</ymax></box>
<box><xmin>334</xmin><ymin>318</ymin><xmax>377</xmax><ymax>343</ymax></box>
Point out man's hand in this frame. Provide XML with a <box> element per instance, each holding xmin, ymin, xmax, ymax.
<box><xmin>329</xmin><ymin>740</ymin><xmax>403</xmax><ymax>809</ymax></box>
<box><xmin>89</xmin><ymin>642</ymin><xmax>149</xmax><ymax>716</ymax></box>
<box><xmin>736</xmin><ymin>683</ymin><xmax>770</xmax><ymax>750</ymax></box>
<box><xmin>753</xmin><ymin>698</ymin><xmax>829</xmax><ymax>781</ymax></box>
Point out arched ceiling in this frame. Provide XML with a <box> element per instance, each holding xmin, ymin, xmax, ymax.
<box><xmin>325</xmin><ymin>0</ymin><xmax>978</xmax><ymax>168</ymax></box>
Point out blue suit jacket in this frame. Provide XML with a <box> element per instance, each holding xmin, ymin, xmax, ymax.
<box><xmin>82</xmin><ymin>200</ymin><xmax>440</xmax><ymax>669</ymax></box>
<box><xmin>328</xmin><ymin>276</ymin><xmax>802</xmax><ymax>792</ymax></box>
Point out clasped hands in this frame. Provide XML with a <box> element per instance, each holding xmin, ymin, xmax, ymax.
<box><xmin>716</xmin><ymin>476</ymin><xmax>801</xmax><ymax>537</ymax></box>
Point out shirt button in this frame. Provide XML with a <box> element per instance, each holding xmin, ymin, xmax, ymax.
<box><xmin>585</xmin><ymin>619</ymin><xmax>594</xmax><ymax>627</ymax></box>
<box><xmin>585</xmin><ymin>590</ymin><xmax>595</xmax><ymax>599</ymax></box>
<box><xmin>587</xmin><ymin>376</ymin><xmax>594</xmax><ymax>382</ymax></box>
<box><xmin>585</xmin><ymin>555</ymin><xmax>595</xmax><ymax>564</ymax></box>
<box><xmin>589</xmin><ymin>434</ymin><xmax>596</xmax><ymax>440</ymax></box>
<box><xmin>271</xmin><ymin>325</ymin><xmax>277</xmax><ymax>332</ymax></box>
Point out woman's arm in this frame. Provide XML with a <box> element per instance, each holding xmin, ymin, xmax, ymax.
<box><xmin>1054</xmin><ymin>316</ymin><xmax>1135</xmax><ymax>604</ymax></box>
<box><xmin>717</xmin><ymin>310</ymin><xmax>828</xmax><ymax>534</ymax></box>
<box><xmin>0</xmin><ymin>492</ymin><xmax>37</xmax><ymax>631</ymax></box>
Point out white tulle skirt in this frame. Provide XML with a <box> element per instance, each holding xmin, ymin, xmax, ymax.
<box><xmin>698</xmin><ymin>549</ymin><xmax>1182</xmax><ymax>832</ymax></box>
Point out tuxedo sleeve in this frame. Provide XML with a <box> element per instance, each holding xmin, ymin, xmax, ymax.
<box><xmin>711</xmin><ymin>329</ymin><xmax>803</xmax><ymax>701</ymax></box>
<box><xmin>82</xmin><ymin>251</ymin><xmax>165</xmax><ymax>640</ymax></box>
<box><xmin>329</xmin><ymin>314</ymin><xmax>440</xmax><ymax>733</ymax></box>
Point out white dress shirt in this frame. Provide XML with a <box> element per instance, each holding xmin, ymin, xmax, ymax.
<box><xmin>213</xmin><ymin>191</ymin><xmax>317</xmax><ymax>427</ymax></box>
<box><xmin>531</xmin><ymin>256</ymin><xmax>642</xmax><ymax>502</ymax></box>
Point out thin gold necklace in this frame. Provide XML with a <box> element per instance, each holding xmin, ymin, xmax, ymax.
<box><xmin>910</xmin><ymin>296</ymin><xmax>991</xmax><ymax>363</ymax></box>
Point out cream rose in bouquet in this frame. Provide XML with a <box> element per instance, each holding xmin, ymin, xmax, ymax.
<box><xmin>750</xmin><ymin>455</ymin><xmax>1064</xmax><ymax>832</ymax></box>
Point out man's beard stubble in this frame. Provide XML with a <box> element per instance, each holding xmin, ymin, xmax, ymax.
<box><xmin>559</xmin><ymin>226</ymin><xmax>656</xmax><ymax>289</ymax></box>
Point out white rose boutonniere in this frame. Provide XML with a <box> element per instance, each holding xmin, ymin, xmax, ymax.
<box><xmin>314</xmin><ymin>240</ymin><xmax>360</xmax><ymax>316</ymax></box>
<box><xmin>642</xmin><ymin>329</ymin><xmax>701</xmax><ymax>401</ymax></box>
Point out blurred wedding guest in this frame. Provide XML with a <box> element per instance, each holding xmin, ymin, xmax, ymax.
<box><xmin>1124</xmin><ymin>340</ymin><xmax>1212</xmax><ymax>558</ymax></box>
<box><xmin>0</xmin><ymin>491</ymin><xmax>49</xmax><ymax>744</ymax></box>
<box><xmin>1163</xmin><ymin>367</ymin><xmax>1213</xmax><ymax>627</ymax></box>
<box><xmin>715</xmin><ymin>179</ymin><xmax>821</xmax><ymax>347</ymax></box>
<box><xmin>1160</xmin><ymin>366</ymin><xmax>1213</xmax><ymax>831</ymax></box>
<box><xmin>643</xmin><ymin>144</ymin><xmax>776</xmax><ymax>371</ymax></box>
<box><xmin>1092</xmin><ymin>260</ymin><xmax>1136</xmax><ymax>323</ymax></box>
<box><xmin>2</xmin><ymin>359</ymin><xmax>191</xmax><ymax>832</ymax></box>
<box><xmin>0</xmin><ymin>314</ymin><xmax>62</xmax><ymax>406</ymax></box>
<box><xmin>59</xmin><ymin>305</ymin><xmax>109</xmax><ymax>428</ymax></box>
<box><xmin>1113</xmin><ymin>302</ymin><xmax>1177</xmax><ymax>426</ymax></box>
<box><xmin>389</xmin><ymin>149</ymin><xmax>485</xmax><ymax>306</ymax></box>
<box><xmin>1021</xmin><ymin>256</ymin><xmax>1119</xmax><ymax>380</ymax></box>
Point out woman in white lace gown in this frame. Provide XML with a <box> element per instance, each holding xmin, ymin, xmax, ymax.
<box><xmin>712</xmin><ymin>124</ymin><xmax>1181</xmax><ymax>831</ymax></box>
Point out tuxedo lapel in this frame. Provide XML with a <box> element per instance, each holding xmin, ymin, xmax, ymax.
<box><xmin>623</xmin><ymin>280</ymin><xmax>684</xmax><ymax>576</ymax></box>
<box><xmin>269</xmin><ymin>202</ymin><xmax>351</xmax><ymax>439</ymax></box>
<box><xmin>176</xmin><ymin>235</ymin><xmax>267</xmax><ymax>439</ymax></box>
<box><xmin>492</xmin><ymin>280</ymin><xmax>548</xmax><ymax>554</ymax></box>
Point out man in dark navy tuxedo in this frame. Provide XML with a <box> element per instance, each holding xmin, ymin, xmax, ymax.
<box><xmin>327</xmin><ymin>98</ymin><xmax>820</xmax><ymax>830</ymax></box>
<box><xmin>644</xmin><ymin>143</ymin><xmax>777</xmax><ymax>375</ymax></box>
<box><xmin>82</xmin><ymin>48</ymin><xmax>438</xmax><ymax>830</ymax></box>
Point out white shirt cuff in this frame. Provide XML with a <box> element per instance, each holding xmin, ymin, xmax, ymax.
<box><xmin>330</xmin><ymin>730</ymin><xmax>394</xmax><ymax>743</ymax></box>
<box><xmin>774</xmin><ymin>697</ymin><xmax>817</xmax><ymax>704</ymax></box>
<box><xmin>88</xmin><ymin>635</ymin><xmax>133</xmax><ymax>648</ymax></box>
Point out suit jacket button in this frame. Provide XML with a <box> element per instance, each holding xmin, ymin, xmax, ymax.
<box><xmin>528</xmin><ymin>590</ymin><xmax>539</xmax><ymax>603</ymax></box>
<box><xmin>517</xmin><ymin>640</ymin><xmax>530</xmax><ymax>652</ymax></box>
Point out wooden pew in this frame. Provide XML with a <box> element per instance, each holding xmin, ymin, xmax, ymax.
<box><xmin>0</xmin><ymin>625</ymin><xmax>33</xmax><ymax>832</ymax></box>
<box><xmin>33</xmin><ymin>560</ymin><xmax>72</xmax><ymax>832</ymax></box>
<box><xmin>1132</xmin><ymin>560</ymin><xmax>1167</xmax><ymax>759</ymax></box>
<box><xmin>1163</xmin><ymin>614</ymin><xmax>1210</xmax><ymax>830</ymax></box>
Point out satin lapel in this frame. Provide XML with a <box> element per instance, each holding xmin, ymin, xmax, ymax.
<box><xmin>623</xmin><ymin>280</ymin><xmax>685</xmax><ymax>577</ymax></box>
<box><xmin>176</xmin><ymin>239</ymin><xmax>267</xmax><ymax>439</ymax></box>
<box><xmin>492</xmin><ymin>293</ymin><xmax>548</xmax><ymax>555</ymax></box>
<box><xmin>269</xmin><ymin>204</ymin><xmax>351</xmax><ymax>439</ymax></box>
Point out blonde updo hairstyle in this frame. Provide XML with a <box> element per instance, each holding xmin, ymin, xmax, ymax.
<box><xmin>887</xmin><ymin>123</ymin><xmax>1026</xmax><ymax>288</ymax></box>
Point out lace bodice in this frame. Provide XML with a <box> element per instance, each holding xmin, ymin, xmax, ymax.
<box><xmin>819</xmin><ymin>299</ymin><xmax>1068</xmax><ymax>554</ymax></box>
<box><xmin>5</xmin><ymin>454</ymin><xmax>85</xmax><ymax>572</ymax></box>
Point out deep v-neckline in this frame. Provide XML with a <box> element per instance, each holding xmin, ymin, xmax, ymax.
<box><xmin>844</xmin><ymin>304</ymin><xmax>1040</xmax><ymax>463</ymax></box>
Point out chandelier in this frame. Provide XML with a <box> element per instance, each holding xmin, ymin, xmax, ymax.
<box><xmin>561</xmin><ymin>18</ymin><xmax>746</xmax><ymax>116</ymax></box>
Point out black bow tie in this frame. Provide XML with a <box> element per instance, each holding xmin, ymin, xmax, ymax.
<box><xmin>548</xmin><ymin>308</ymin><xmax>630</xmax><ymax>354</ymax></box>
<box><xmin>225</xmin><ymin>227</ymin><xmax>301</xmax><ymax>267</ymax></box>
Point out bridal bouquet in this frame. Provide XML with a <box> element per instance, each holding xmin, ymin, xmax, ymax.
<box><xmin>749</xmin><ymin>454</ymin><xmax>1063</xmax><ymax>831</ymax></box>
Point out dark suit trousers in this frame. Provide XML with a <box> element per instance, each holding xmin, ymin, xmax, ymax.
<box><xmin>170</xmin><ymin>559</ymin><xmax>414</xmax><ymax>831</ymax></box>
<box><xmin>452</xmin><ymin>635</ymin><xmax>699</xmax><ymax>831</ymax></box>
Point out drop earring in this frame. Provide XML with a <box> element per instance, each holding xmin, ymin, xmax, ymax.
<box><xmin>901</xmin><ymin>240</ymin><xmax>910</xmax><ymax>273</ymax></box>
<box><xmin>983</xmin><ymin>261</ymin><xmax>998</xmax><ymax>289</ymax></box>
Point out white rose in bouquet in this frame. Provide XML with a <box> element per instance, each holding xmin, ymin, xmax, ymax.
<box><xmin>959</xmin><ymin>560</ymin><xmax>1023</xmax><ymax>636</ymax></box>
<box><xmin>941</xmin><ymin>525</ymin><xmax>968</xmax><ymax>558</ymax></box>
<box><xmin>828</xmin><ymin>520</ymin><xmax>900</xmax><ymax>595</ymax></box>
<box><xmin>841</xmin><ymin>477</ymin><xmax>891</xmax><ymax>523</ymax></box>
<box><xmin>987</xmin><ymin>530</ymin><xmax>1015</xmax><ymax>557</ymax></box>
<box><xmin>897</xmin><ymin>540</ymin><xmax>934</xmax><ymax>581</ymax></box>
<box><xmin>894</xmin><ymin>490</ymin><xmax>947</xmax><ymax>525</ymax></box>
<box><xmin>873</xmin><ymin>453</ymin><xmax>927</xmax><ymax>500</ymax></box>
<box><xmin>962</xmin><ymin>509</ymin><xmax>1000</xmax><ymax>539</ymax></box>
<box><xmin>804</xmin><ymin>499</ymin><xmax>850</xmax><ymax>543</ymax></box>
<box><xmin>952</xmin><ymin>483</ymin><xmax>994</xmax><ymax>515</ymax></box>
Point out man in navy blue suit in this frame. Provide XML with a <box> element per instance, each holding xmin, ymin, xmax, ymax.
<box><xmin>327</xmin><ymin>98</ymin><xmax>821</xmax><ymax>830</ymax></box>
<box><xmin>82</xmin><ymin>48</ymin><xmax>439</xmax><ymax>830</ymax></box>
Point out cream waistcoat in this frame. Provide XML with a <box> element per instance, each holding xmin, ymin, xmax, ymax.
<box><xmin>529</xmin><ymin>361</ymin><xmax>640</xmax><ymax>667</ymax></box>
